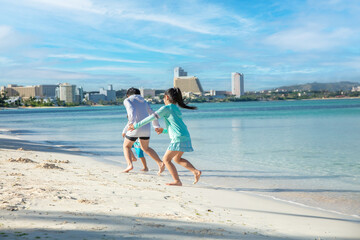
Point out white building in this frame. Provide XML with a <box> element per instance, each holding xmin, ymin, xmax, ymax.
<box><xmin>231</xmin><ymin>72</ymin><xmax>244</xmax><ymax>97</ymax></box>
<box><xmin>86</xmin><ymin>84</ymin><xmax>116</xmax><ymax>104</ymax></box>
<box><xmin>85</xmin><ymin>93</ymin><xmax>106</xmax><ymax>103</ymax></box>
<box><xmin>174</xmin><ymin>67</ymin><xmax>187</xmax><ymax>78</ymax></box>
<box><xmin>351</xmin><ymin>86</ymin><xmax>360</xmax><ymax>92</ymax></box>
<box><xmin>140</xmin><ymin>88</ymin><xmax>156</xmax><ymax>98</ymax></box>
<box><xmin>209</xmin><ymin>90</ymin><xmax>228</xmax><ymax>98</ymax></box>
<box><xmin>106</xmin><ymin>85</ymin><xmax>116</xmax><ymax>101</ymax></box>
<box><xmin>99</xmin><ymin>84</ymin><xmax>116</xmax><ymax>102</ymax></box>
<box><xmin>56</xmin><ymin>83</ymin><xmax>76</xmax><ymax>103</ymax></box>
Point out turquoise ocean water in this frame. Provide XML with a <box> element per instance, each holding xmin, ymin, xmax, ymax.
<box><xmin>1</xmin><ymin>99</ymin><xmax>360</xmax><ymax>216</ymax></box>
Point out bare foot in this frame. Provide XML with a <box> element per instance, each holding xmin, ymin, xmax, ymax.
<box><xmin>157</xmin><ymin>162</ymin><xmax>165</xmax><ymax>175</ymax></box>
<box><xmin>193</xmin><ymin>170</ymin><xmax>202</xmax><ymax>184</ymax></box>
<box><xmin>123</xmin><ymin>165</ymin><xmax>133</xmax><ymax>173</ymax></box>
<box><xmin>140</xmin><ymin>167</ymin><xmax>149</xmax><ymax>172</ymax></box>
<box><xmin>166</xmin><ymin>181</ymin><xmax>182</xmax><ymax>186</ymax></box>
<box><xmin>131</xmin><ymin>157</ymin><xmax>137</xmax><ymax>162</ymax></box>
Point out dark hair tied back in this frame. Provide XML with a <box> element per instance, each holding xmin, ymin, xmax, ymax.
<box><xmin>165</xmin><ymin>87</ymin><xmax>197</xmax><ymax>110</ymax></box>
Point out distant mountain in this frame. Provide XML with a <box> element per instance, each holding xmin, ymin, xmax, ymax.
<box><xmin>274</xmin><ymin>81</ymin><xmax>360</xmax><ymax>92</ymax></box>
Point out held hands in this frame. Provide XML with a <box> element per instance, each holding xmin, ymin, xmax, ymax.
<box><xmin>122</xmin><ymin>133</ymin><xmax>126</xmax><ymax>138</ymax></box>
<box><xmin>155</xmin><ymin>128</ymin><xmax>164</xmax><ymax>135</ymax></box>
<box><xmin>127</xmin><ymin>124</ymin><xmax>162</xmax><ymax>134</ymax></box>
<box><xmin>128</xmin><ymin>124</ymin><xmax>135</xmax><ymax>132</ymax></box>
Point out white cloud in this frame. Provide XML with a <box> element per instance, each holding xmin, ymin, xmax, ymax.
<box><xmin>81</xmin><ymin>66</ymin><xmax>165</xmax><ymax>74</ymax></box>
<box><xmin>264</xmin><ymin>26</ymin><xmax>354</xmax><ymax>51</ymax></box>
<box><xmin>322</xmin><ymin>57</ymin><xmax>360</xmax><ymax>70</ymax></box>
<box><xmin>29</xmin><ymin>0</ymin><xmax>106</xmax><ymax>14</ymax></box>
<box><xmin>0</xmin><ymin>25</ymin><xmax>32</xmax><ymax>52</ymax></box>
<box><xmin>24</xmin><ymin>0</ymin><xmax>254</xmax><ymax>36</ymax></box>
<box><xmin>117</xmin><ymin>39</ymin><xmax>189</xmax><ymax>55</ymax></box>
<box><xmin>49</xmin><ymin>54</ymin><xmax>147</xmax><ymax>63</ymax></box>
<box><xmin>106</xmin><ymin>0</ymin><xmax>253</xmax><ymax>36</ymax></box>
<box><xmin>0</xmin><ymin>56</ymin><xmax>16</xmax><ymax>65</ymax></box>
<box><xmin>0</xmin><ymin>25</ymin><xmax>12</xmax><ymax>40</ymax></box>
<box><xmin>118</xmin><ymin>12</ymin><xmax>217</xmax><ymax>35</ymax></box>
<box><xmin>2</xmin><ymin>67</ymin><xmax>90</xmax><ymax>80</ymax></box>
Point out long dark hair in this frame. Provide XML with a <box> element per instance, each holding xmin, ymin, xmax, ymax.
<box><xmin>165</xmin><ymin>88</ymin><xmax>197</xmax><ymax>110</ymax></box>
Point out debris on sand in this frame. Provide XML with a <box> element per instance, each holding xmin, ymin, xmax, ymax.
<box><xmin>47</xmin><ymin>159</ymin><xmax>70</xmax><ymax>164</ymax></box>
<box><xmin>36</xmin><ymin>163</ymin><xmax>63</xmax><ymax>170</ymax></box>
<box><xmin>8</xmin><ymin>157</ymin><xmax>36</xmax><ymax>163</ymax></box>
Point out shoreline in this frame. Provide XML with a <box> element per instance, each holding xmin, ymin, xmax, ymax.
<box><xmin>199</xmin><ymin>172</ymin><xmax>360</xmax><ymax>220</ymax></box>
<box><xmin>1</xmin><ymin>133</ymin><xmax>359</xmax><ymax>239</ymax></box>
<box><xmin>1</xmin><ymin>96</ymin><xmax>360</xmax><ymax>110</ymax></box>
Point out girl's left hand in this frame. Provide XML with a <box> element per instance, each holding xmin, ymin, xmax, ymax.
<box><xmin>128</xmin><ymin>124</ymin><xmax>135</xmax><ymax>131</ymax></box>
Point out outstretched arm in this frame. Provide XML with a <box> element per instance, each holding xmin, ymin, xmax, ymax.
<box><xmin>133</xmin><ymin>113</ymin><xmax>157</xmax><ymax>130</ymax></box>
<box><xmin>133</xmin><ymin>106</ymin><xmax>169</xmax><ymax>130</ymax></box>
<box><xmin>146</xmin><ymin>102</ymin><xmax>160</xmax><ymax>129</ymax></box>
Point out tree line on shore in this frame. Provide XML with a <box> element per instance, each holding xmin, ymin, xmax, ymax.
<box><xmin>1</xmin><ymin>89</ymin><xmax>360</xmax><ymax>108</ymax></box>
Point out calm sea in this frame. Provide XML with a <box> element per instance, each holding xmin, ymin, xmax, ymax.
<box><xmin>1</xmin><ymin>99</ymin><xmax>360</xmax><ymax>217</ymax></box>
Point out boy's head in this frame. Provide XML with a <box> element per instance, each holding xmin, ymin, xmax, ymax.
<box><xmin>126</xmin><ymin>87</ymin><xmax>140</xmax><ymax>97</ymax></box>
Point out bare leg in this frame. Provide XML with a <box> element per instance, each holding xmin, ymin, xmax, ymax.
<box><xmin>173</xmin><ymin>153</ymin><xmax>202</xmax><ymax>184</ymax></box>
<box><xmin>123</xmin><ymin>138</ymin><xmax>135</xmax><ymax>173</ymax></box>
<box><xmin>139</xmin><ymin>157</ymin><xmax>149</xmax><ymax>172</ymax></box>
<box><xmin>139</xmin><ymin>139</ymin><xmax>165</xmax><ymax>175</ymax></box>
<box><xmin>130</xmin><ymin>150</ymin><xmax>137</xmax><ymax>162</ymax></box>
<box><xmin>162</xmin><ymin>150</ymin><xmax>182</xmax><ymax>186</ymax></box>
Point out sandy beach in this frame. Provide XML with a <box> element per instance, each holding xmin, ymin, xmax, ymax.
<box><xmin>1</xmin><ymin>134</ymin><xmax>359</xmax><ymax>240</ymax></box>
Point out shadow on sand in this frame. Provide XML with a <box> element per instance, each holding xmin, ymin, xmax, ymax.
<box><xmin>0</xmin><ymin>137</ymin><xmax>86</xmax><ymax>156</ymax></box>
<box><xmin>0</xmin><ymin>209</ymin><xmax>323</xmax><ymax>240</ymax></box>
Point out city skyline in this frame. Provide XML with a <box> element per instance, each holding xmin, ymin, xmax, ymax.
<box><xmin>0</xmin><ymin>0</ymin><xmax>359</xmax><ymax>91</ymax></box>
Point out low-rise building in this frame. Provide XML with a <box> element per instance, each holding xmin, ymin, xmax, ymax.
<box><xmin>99</xmin><ymin>84</ymin><xmax>116</xmax><ymax>102</ymax></box>
<box><xmin>209</xmin><ymin>90</ymin><xmax>229</xmax><ymax>98</ymax></box>
<box><xmin>351</xmin><ymin>86</ymin><xmax>360</xmax><ymax>92</ymax></box>
<box><xmin>85</xmin><ymin>93</ymin><xmax>106</xmax><ymax>103</ymax></box>
<box><xmin>140</xmin><ymin>88</ymin><xmax>156</xmax><ymax>98</ymax></box>
<box><xmin>3</xmin><ymin>84</ymin><xmax>58</xmax><ymax>99</ymax></box>
<box><xmin>86</xmin><ymin>84</ymin><xmax>116</xmax><ymax>104</ymax></box>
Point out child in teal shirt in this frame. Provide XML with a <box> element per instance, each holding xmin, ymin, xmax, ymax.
<box><xmin>129</xmin><ymin>88</ymin><xmax>201</xmax><ymax>186</ymax></box>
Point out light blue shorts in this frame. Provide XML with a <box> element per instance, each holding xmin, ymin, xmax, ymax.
<box><xmin>132</xmin><ymin>141</ymin><xmax>144</xmax><ymax>158</ymax></box>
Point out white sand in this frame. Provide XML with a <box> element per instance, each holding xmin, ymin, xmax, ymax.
<box><xmin>1</xmin><ymin>134</ymin><xmax>359</xmax><ymax>240</ymax></box>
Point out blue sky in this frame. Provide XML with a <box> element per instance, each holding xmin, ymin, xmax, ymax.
<box><xmin>0</xmin><ymin>0</ymin><xmax>359</xmax><ymax>91</ymax></box>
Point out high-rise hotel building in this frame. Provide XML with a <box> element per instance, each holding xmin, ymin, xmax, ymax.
<box><xmin>173</xmin><ymin>67</ymin><xmax>203</xmax><ymax>95</ymax></box>
<box><xmin>231</xmin><ymin>72</ymin><xmax>244</xmax><ymax>97</ymax></box>
<box><xmin>56</xmin><ymin>83</ymin><xmax>76</xmax><ymax>103</ymax></box>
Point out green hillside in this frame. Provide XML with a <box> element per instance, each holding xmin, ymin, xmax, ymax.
<box><xmin>275</xmin><ymin>81</ymin><xmax>360</xmax><ymax>92</ymax></box>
